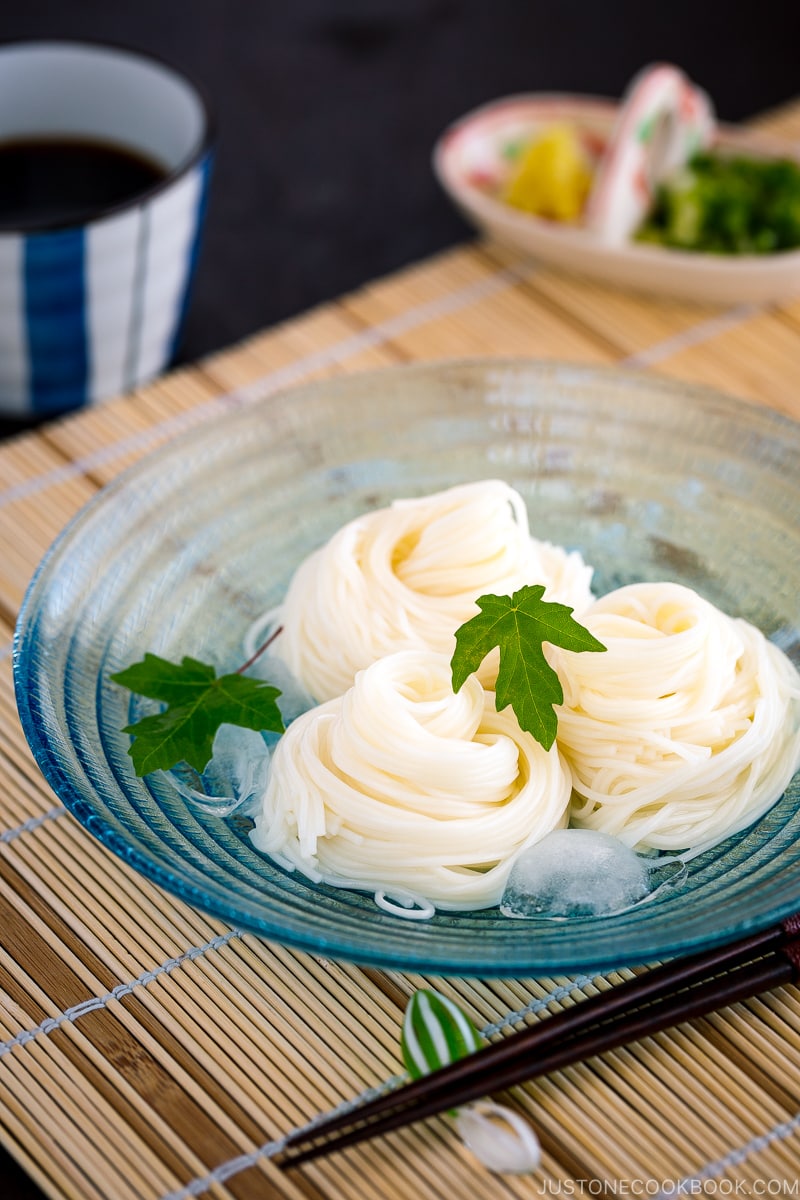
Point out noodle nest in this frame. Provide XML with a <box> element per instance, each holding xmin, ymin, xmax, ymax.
<box><xmin>250</xmin><ymin>649</ymin><xmax>572</xmax><ymax>909</ymax></box>
<box><xmin>555</xmin><ymin>582</ymin><xmax>800</xmax><ymax>854</ymax></box>
<box><xmin>269</xmin><ymin>480</ymin><xmax>593</xmax><ymax>702</ymax></box>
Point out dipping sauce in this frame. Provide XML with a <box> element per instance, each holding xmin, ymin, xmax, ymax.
<box><xmin>0</xmin><ymin>137</ymin><xmax>168</xmax><ymax>230</ymax></box>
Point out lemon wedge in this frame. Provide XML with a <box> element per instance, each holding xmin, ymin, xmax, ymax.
<box><xmin>503</xmin><ymin>124</ymin><xmax>592</xmax><ymax>221</ymax></box>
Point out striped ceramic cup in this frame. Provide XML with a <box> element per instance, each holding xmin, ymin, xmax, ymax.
<box><xmin>0</xmin><ymin>40</ymin><xmax>213</xmax><ymax>416</ymax></box>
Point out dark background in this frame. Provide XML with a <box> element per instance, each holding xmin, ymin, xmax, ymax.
<box><xmin>2</xmin><ymin>2</ymin><xmax>800</xmax><ymax>1195</ymax></box>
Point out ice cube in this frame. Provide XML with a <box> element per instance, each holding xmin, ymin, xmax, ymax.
<box><xmin>500</xmin><ymin>829</ymin><xmax>651</xmax><ymax>919</ymax></box>
<box><xmin>164</xmin><ymin>722</ymin><xmax>271</xmax><ymax>818</ymax></box>
<box><xmin>251</xmin><ymin>653</ymin><xmax>315</xmax><ymax>727</ymax></box>
<box><xmin>205</xmin><ymin>723</ymin><xmax>271</xmax><ymax>799</ymax></box>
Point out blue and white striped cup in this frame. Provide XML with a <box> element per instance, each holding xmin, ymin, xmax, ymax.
<box><xmin>0</xmin><ymin>40</ymin><xmax>213</xmax><ymax>417</ymax></box>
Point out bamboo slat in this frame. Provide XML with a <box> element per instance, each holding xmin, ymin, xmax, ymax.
<box><xmin>748</xmin><ymin>97</ymin><xmax>800</xmax><ymax>139</ymax></box>
<box><xmin>38</xmin><ymin>366</ymin><xmax>222</xmax><ymax>489</ymax></box>
<box><xmin>341</xmin><ymin>246</ymin><xmax>615</xmax><ymax>365</ymax></box>
<box><xmin>202</xmin><ymin>301</ymin><xmax>400</xmax><ymax>394</ymax></box>
<box><xmin>1</xmin><ymin>99</ymin><xmax>800</xmax><ymax>1200</ymax></box>
<box><xmin>648</xmin><ymin>309</ymin><xmax>800</xmax><ymax>417</ymax></box>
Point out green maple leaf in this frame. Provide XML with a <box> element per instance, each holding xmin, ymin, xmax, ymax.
<box><xmin>451</xmin><ymin>585</ymin><xmax>606</xmax><ymax>751</ymax></box>
<box><xmin>111</xmin><ymin>653</ymin><xmax>285</xmax><ymax>777</ymax></box>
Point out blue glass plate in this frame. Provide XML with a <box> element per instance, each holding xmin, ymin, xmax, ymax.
<box><xmin>13</xmin><ymin>360</ymin><xmax>800</xmax><ymax>975</ymax></box>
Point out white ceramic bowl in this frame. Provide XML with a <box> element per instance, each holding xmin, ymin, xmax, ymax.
<box><xmin>433</xmin><ymin>93</ymin><xmax>800</xmax><ymax>305</ymax></box>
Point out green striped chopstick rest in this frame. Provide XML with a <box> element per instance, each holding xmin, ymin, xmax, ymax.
<box><xmin>401</xmin><ymin>989</ymin><xmax>485</xmax><ymax>1081</ymax></box>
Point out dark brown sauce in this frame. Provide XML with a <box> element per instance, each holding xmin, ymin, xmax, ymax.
<box><xmin>0</xmin><ymin>136</ymin><xmax>169</xmax><ymax>230</ymax></box>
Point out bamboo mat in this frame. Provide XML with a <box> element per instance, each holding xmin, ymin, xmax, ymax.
<box><xmin>2</xmin><ymin>100</ymin><xmax>800</xmax><ymax>1200</ymax></box>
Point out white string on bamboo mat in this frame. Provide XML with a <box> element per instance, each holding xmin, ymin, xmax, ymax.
<box><xmin>655</xmin><ymin>1111</ymin><xmax>800</xmax><ymax>1199</ymax></box>
<box><xmin>0</xmin><ymin>806</ymin><xmax>65</xmax><ymax>843</ymax></box>
<box><xmin>0</xmin><ymin>928</ymin><xmax>240</xmax><ymax>1056</ymax></box>
<box><xmin>622</xmin><ymin>303</ymin><xmax>761</xmax><ymax>369</ymax></box>
<box><xmin>160</xmin><ymin>1072</ymin><xmax>409</xmax><ymax>1200</ymax></box>
<box><xmin>0</xmin><ymin>928</ymin><xmax>595</xmax><ymax>1060</ymax></box>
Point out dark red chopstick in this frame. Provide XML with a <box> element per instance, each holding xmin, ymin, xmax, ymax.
<box><xmin>277</xmin><ymin>915</ymin><xmax>800</xmax><ymax>1168</ymax></box>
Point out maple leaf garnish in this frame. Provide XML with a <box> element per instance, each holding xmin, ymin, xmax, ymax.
<box><xmin>111</xmin><ymin>653</ymin><xmax>285</xmax><ymax>776</ymax></box>
<box><xmin>451</xmin><ymin>585</ymin><xmax>606</xmax><ymax>750</ymax></box>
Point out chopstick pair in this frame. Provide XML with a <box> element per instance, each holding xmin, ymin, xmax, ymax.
<box><xmin>276</xmin><ymin>914</ymin><xmax>800</xmax><ymax>1169</ymax></box>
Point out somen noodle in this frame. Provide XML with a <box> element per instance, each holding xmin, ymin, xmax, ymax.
<box><xmin>267</xmin><ymin>479</ymin><xmax>594</xmax><ymax>702</ymax></box>
<box><xmin>250</xmin><ymin>650</ymin><xmax>572</xmax><ymax>910</ymax></box>
<box><xmin>555</xmin><ymin>582</ymin><xmax>800</xmax><ymax>855</ymax></box>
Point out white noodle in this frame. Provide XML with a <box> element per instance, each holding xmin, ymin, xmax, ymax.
<box><xmin>246</xmin><ymin>487</ymin><xmax>800</xmax><ymax>912</ymax></box>
<box><xmin>554</xmin><ymin>582</ymin><xmax>800</xmax><ymax>855</ymax></box>
<box><xmin>269</xmin><ymin>480</ymin><xmax>594</xmax><ymax>701</ymax></box>
<box><xmin>249</xmin><ymin>650</ymin><xmax>572</xmax><ymax>910</ymax></box>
